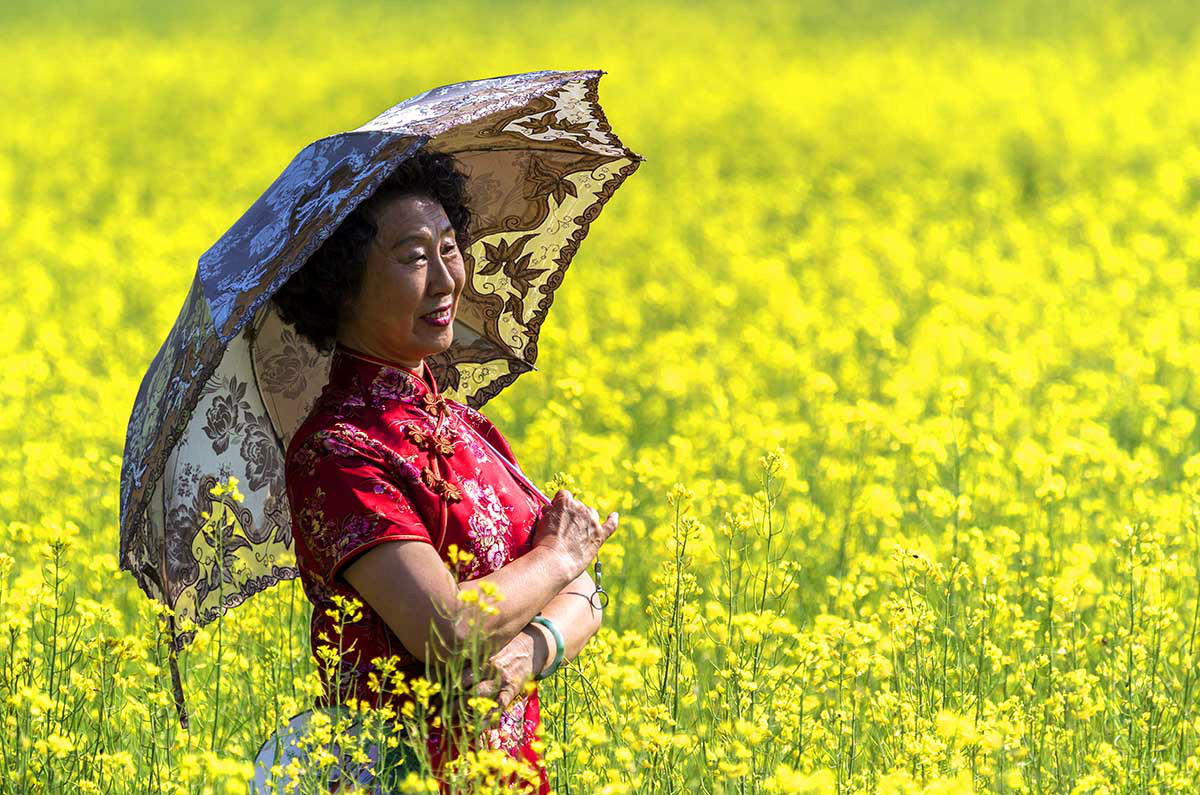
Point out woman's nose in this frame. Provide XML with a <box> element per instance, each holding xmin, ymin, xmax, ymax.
<box><xmin>428</xmin><ymin>250</ymin><xmax>456</xmax><ymax>294</ymax></box>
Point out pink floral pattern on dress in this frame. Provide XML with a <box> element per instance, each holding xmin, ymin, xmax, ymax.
<box><xmin>453</xmin><ymin>416</ymin><xmax>496</xmax><ymax>463</ymax></box>
<box><xmin>483</xmin><ymin>692</ymin><xmax>530</xmax><ymax>753</ymax></box>
<box><xmin>460</xmin><ymin>477</ymin><xmax>515</xmax><ymax>579</ymax></box>
<box><xmin>367</xmin><ymin>367</ymin><xmax>417</xmax><ymax>409</ymax></box>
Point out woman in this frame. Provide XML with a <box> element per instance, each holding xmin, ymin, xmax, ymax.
<box><xmin>273</xmin><ymin>148</ymin><xmax>619</xmax><ymax>794</ymax></box>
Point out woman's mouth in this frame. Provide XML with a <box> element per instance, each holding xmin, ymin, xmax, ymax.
<box><xmin>420</xmin><ymin>306</ymin><xmax>453</xmax><ymax>327</ymax></box>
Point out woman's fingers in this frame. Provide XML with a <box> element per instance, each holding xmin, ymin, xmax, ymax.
<box><xmin>473</xmin><ymin>673</ymin><xmax>497</xmax><ymax>698</ymax></box>
<box><xmin>480</xmin><ymin>681</ymin><xmax>517</xmax><ymax>724</ymax></box>
<box><xmin>486</xmin><ymin>685</ymin><xmax>516</xmax><ymax>719</ymax></box>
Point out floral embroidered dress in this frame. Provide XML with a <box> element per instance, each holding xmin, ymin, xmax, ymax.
<box><xmin>283</xmin><ymin>341</ymin><xmax>550</xmax><ymax>795</ymax></box>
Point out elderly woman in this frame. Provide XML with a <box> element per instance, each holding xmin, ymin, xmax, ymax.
<box><xmin>272</xmin><ymin>148</ymin><xmax>618</xmax><ymax>794</ymax></box>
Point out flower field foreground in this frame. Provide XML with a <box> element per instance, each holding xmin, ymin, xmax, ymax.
<box><xmin>4</xmin><ymin>1</ymin><xmax>1200</xmax><ymax>793</ymax></box>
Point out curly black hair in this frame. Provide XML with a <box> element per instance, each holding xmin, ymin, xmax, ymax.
<box><xmin>270</xmin><ymin>147</ymin><xmax>474</xmax><ymax>354</ymax></box>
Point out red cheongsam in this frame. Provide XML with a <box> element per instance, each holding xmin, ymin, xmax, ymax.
<box><xmin>283</xmin><ymin>340</ymin><xmax>551</xmax><ymax>795</ymax></box>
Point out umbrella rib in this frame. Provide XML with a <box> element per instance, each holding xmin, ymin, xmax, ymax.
<box><xmin>438</xmin><ymin>143</ymin><xmax>635</xmax><ymax>160</ymax></box>
<box><xmin>326</xmin><ymin>129</ymin><xmax>633</xmax><ymax>161</ymax></box>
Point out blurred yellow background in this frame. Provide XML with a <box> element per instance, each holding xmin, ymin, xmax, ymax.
<box><xmin>4</xmin><ymin>1</ymin><xmax>1200</xmax><ymax>792</ymax></box>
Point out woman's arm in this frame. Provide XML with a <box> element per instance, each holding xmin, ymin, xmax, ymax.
<box><xmin>343</xmin><ymin>538</ymin><xmax>576</xmax><ymax>670</ymax></box>
<box><xmin>525</xmin><ymin>569</ymin><xmax>603</xmax><ymax>675</ymax></box>
<box><xmin>343</xmin><ymin>489</ymin><xmax>613</xmax><ymax>672</ymax></box>
<box><xmin>466</xmin><ymin>570</ymin><xmax>601</xmax><ymax>711</ymax></box>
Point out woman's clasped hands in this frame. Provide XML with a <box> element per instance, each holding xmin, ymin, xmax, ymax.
<box><xmin>460</xmin><ymin>489</ymin><xmax>618</xmax><ymax>720</ymax></box>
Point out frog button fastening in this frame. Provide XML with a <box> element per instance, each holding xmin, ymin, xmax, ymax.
<box><xmin>421</xmin><ymin>465</ymin><xmax>462</xmax><ymax>502</ymax></box>
<box><xmin>422</xmin><ymin>392</ymin><xmax>448</xmax><ymax>418</ymax></box>
<box><xmin>404</xmin><ymin>423</ymin><xmax>457</xmax><ymax>456</ymax></box>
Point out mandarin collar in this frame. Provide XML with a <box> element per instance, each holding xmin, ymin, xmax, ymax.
<box><xmin>331</xmin><ymin>341</ymin><xmax>445</xmax><ymax>409</ymax></box>
<box><xmin>329</xmin><ymin>343</ymin><xmax>460</xmax><ymax>504</ymax></box>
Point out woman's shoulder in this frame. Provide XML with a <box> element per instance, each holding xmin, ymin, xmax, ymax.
<box><xmin>285</xmin><ymin>378</ymin><xmax>366</xmax><ymax>445</ymax></box>
<box><xmin>284</xmin><ymin>417</ymin><xmax>429</xmax><ymax>499</ymax></box>
<box><xmin>284</xmin><ymin>370</ymin><xmax>401</xmax><ymax>463</ymax></box>
<box><xmin>285</xmin><ymin>416</ymin><xmax>373</xmax><ymax>474</ymax></box>
<box><xmin>286</xmin><ymin>396</ymin><xmax>434</xmax><ymax>484</ymax></box>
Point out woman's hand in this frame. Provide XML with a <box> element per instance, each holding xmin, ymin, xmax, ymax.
<box><xmin>461</xmin><ymin>625</ymin><xmax>548</xmax><ymax>721</ymax></box>
<box><xmin>531</xmin><ymin>490</ymin><xmax>618</xmax><ymax>580</ymax></box>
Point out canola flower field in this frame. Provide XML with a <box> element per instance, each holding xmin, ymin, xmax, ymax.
<box><xmin>5</xmin><ymin>0</ymin><xmax>1200</xmax><ymax>792</ymax></box>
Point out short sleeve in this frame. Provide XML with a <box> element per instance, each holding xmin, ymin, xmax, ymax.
<box><xmin>285</xmin><ymin>427</ymin><xmax>433</xmax><ymax>584</ymax></box>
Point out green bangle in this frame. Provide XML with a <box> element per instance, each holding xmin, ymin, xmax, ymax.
<box><xmin>530</xmin><ymin>615</ymin><xmax>565</xmax><ymax>681</ymax></box>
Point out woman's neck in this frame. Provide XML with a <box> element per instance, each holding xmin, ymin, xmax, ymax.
<box><xmin>335</xmin><ymin>334</ymin><xmax>423</xmax><ymax>373</ymax></box>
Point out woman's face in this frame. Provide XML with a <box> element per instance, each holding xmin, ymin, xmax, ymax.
<box><xmin>337</xmin><ymin>193</ymin><xmax>465</xmax><ymax>369</ymax></box>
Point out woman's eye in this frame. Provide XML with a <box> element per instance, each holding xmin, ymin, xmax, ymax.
<box><xmin>403</xmin><ymin>242</ymin><xmax>455</xmax><ymax>263</ymax></box>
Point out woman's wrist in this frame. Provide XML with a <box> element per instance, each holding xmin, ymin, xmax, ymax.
<box><xmin>529</xmin><ymin>543</ymin><xmax>577</xmax><ymax>590</ymax></box>
<box><xmin>530</xmin><ymin>615</ymin><xmax>566</xmax><ymax>680</ymax></box>
<box><xmin>521</xmin><ymin>623</ymin><xmax>551</xmax><ymax>679</ymax></box>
